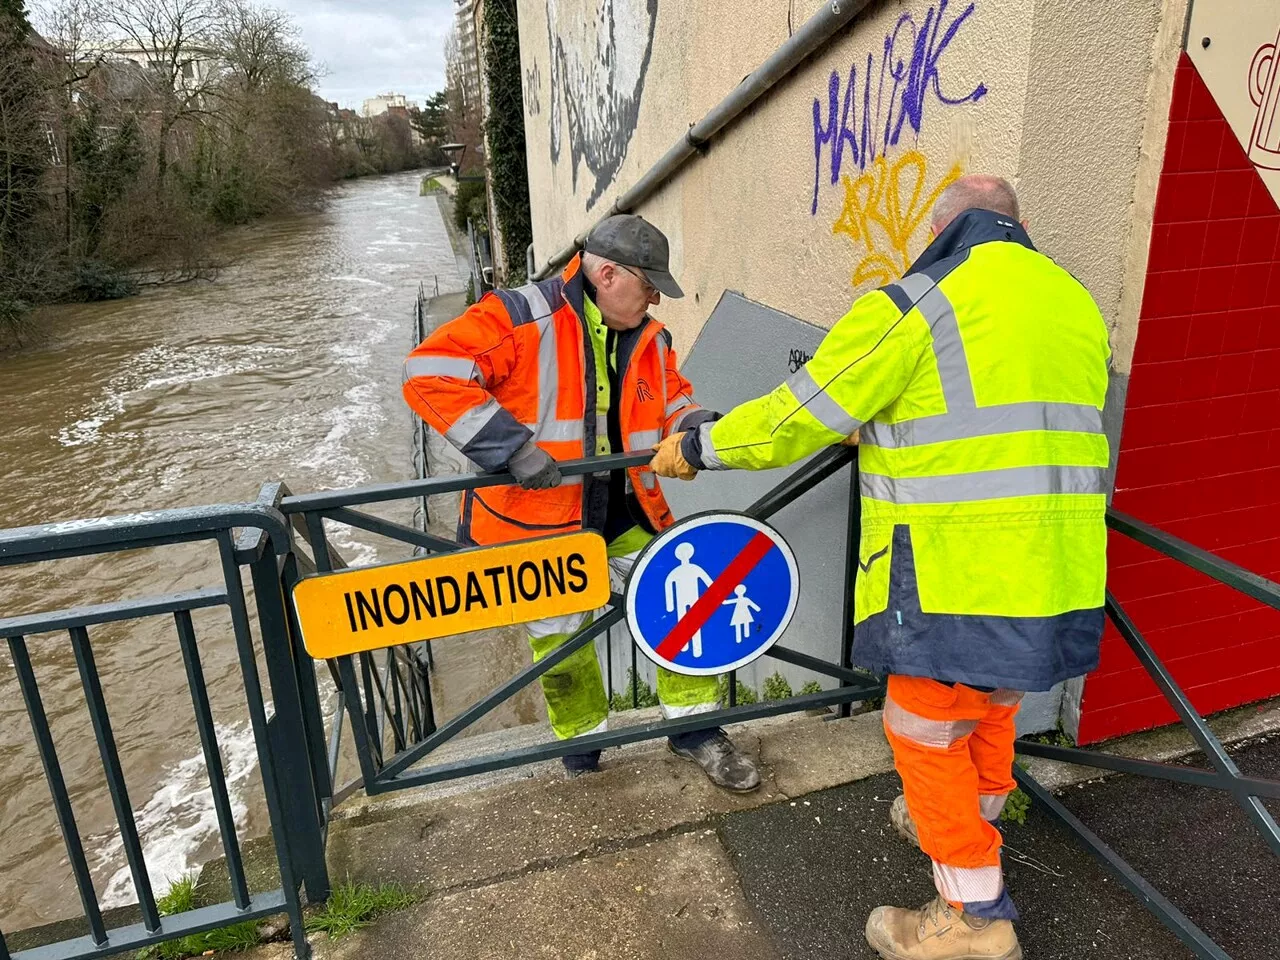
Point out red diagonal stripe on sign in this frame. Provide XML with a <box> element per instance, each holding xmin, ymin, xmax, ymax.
<box><xmin>654</xmin><ymin>531</ymin><xmax>775</xmax><ymax>662</ymax></box>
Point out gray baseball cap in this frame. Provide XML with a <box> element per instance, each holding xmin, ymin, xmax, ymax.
<box><xmin>583</xmin><ymin>215</ymin><xmax>684</xmax><ymax>299</ymax></box>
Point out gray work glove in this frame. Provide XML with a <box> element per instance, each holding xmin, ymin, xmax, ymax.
<box><xmin>506</xmin><ymin>442</ymin><xmax>562</xmax><ymax>490</ymax></box>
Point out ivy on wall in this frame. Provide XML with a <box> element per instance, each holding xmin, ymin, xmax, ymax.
<box><xmin>482</xmin><ymin>0</ymin><xmax>533</xmax><ymax>284</ymax></box>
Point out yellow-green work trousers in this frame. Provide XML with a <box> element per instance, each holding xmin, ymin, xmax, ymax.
<box><xmin>526</xmin><ymin>526</ymin><xmax>720</xmax><ymax>739</ymax></box>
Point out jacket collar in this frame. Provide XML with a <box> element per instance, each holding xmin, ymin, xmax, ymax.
<box><xmin>909</xmin><ymin>208</ymin><xmax>1036</xmax><ymax>275</ymax></box>
<box><xmin>563</xmin><ymin>251</ymin><xmax>659</xmax><ymax>351</ymax></box>
<box><xmin>560</xmin><ymin>253</ymin><xmax>587</xmax><ymax>319</ymax></box>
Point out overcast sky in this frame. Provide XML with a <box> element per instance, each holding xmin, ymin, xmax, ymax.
<box><xmin>272</xmin><ymin>0</ymin><xmax>455</xmax><ymax>110</ymax></box>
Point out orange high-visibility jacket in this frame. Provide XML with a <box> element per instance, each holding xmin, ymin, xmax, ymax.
<box><xmin>403</xmin><ymin>254</ymin><xmax>714</xmax><ymax>546</ymax></box>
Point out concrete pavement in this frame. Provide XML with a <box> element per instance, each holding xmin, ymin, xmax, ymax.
<box><xmin>212</xmin><ymin>705</ymin><xmax>1280</xmax><ymax>960</ymax></box>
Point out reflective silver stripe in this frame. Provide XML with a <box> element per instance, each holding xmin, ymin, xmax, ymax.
<box><xmin>670</xmin><ymin>404</ymin><xmax>705</xmax><ymax>432</ymax></box>
<box><xmin>536</xmin><ymin>419</ymin><xmax>583</xmax><ymax>442</ymax></box>
<box><xmin>918</xmin><ymin>285</ymin><xmax>975</xmax><ymax>411</ymax></box>
<box><xmin>528</xmin><ymin>314</ymin><xmax>585</xmax><ymax>445</ymax></box>
<box><xmin>661</xmin><ymin>700</ymin><xmax>717</xmax><ymax>719</ymax></box>
<box><xmin>517</xmin><ymin>282</ymin><xmax>554</xmax><ymax>322</ymax></box>
<box><xmin>932</xmin><ymin>862</ymin><xmax>1004</xmax><ymax>904</ymax></box>
<box><xmin>444</xmin><ymin>397</ymin><xmax>503</xmax><ymax>448</ymax></box>
<box><xmin>640</xmin><ymin>471</ymin><xmax>658</xmax><ymax>490</ymax></box>
<box><xmin>595</xmin><ymin>413</ymin><xmax>609</xmax><ymax>446</ymax></box>
<box><xmin>403</xmin><ymin>354</ymin><xmax>484</xmax><ymax>385</ymax></box>
<box><xmin>628</xmin><ymin>428</ymin><xmax>661</xmax><ymax>450</ymax></box>
<box><xmin>696</xmin><ymin>421</ymin><xmax>726</xmax><ymax>470</ymax></box>
<box><xmin>666</xmin><ymin>394</ymin><xmax>693</xmax><ymax>417</ymax></box>
<box><xmin>862</xmin><ymin>465</ymin><xmax>1108</xmax><ymax>503</ymax></box>
<box><xmin>893</xmin><ymin>272</ymin><xmax>935</xmax><ymax>303</ymax></box>
<box><xmin>536</xmin><ymin>316</ymin><xmax>559</xmax><ymax>428</ymax></box>
<box><xmin>889</xmin><ymin>273</ymin><xmax>975</xmax><ymax>412</ymax></box>
<box><xmin>860</xmin><ymin>402</ymin><xmax>1103</xmax><ymax>449</ymax></box>
<box><xmin>979</xmin><ymin>794</ymin><xmax>1010</xmax><ymax>821</ymax></box>
<box><xmin>989</xmin><ymin>689</ymin><xmax>1024</xmax><ymax>707</ymax></box>
<box><xmin>861</xmin><ymin>465</ymin><xmax>1108</xmax><ymax>504</ymax></box>
<box><xmin>884</xmin><ymin>698</ymin><xmax>977</xmax><ymax>748</ymax></box>
<box><xmin>785</xmin><ymin>365</ymin><xmax>861</xmax><ymax>436</ymax></box>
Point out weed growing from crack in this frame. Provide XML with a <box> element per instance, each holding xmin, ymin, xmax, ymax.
<box><xmin>304</xmin><ymin>881</ymin><xmax>419</xmax><ymax>940</ymax></box>
<box><xmin>135</xmin><ymin>876</ymin><xmax>261</xmax><ymax>959</ymax></box>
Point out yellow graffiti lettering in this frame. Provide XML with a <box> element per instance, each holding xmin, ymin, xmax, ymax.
<box><xmin>831</xmin><ymin>150</ymin><xmax>963</xmax><ymax>289</ymax></box>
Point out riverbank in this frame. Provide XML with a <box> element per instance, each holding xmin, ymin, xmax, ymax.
<box><xmin>0</xmin><ymin>170</ymin><xmax>465</xmax><ymax>933</ymax></box>
<box><xmin>0</xmin><ymin>165</ymin><xmax>435</xmax><ymax>357</ymax></box>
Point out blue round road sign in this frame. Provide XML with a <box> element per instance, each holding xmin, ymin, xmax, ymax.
<box><xmin>625</xmin><ymin>513</ymin><xmax>800</xmax><ymax>676</ymax></box>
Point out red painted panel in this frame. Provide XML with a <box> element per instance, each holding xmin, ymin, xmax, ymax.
<box><xmin>1083</xmin><ymin>52</ymin><xmax>1280</xmax><ymax>744</ymax></box>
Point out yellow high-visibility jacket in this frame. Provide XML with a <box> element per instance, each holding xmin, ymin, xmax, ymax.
<box><xmin>683</xmin><ymin>210</ymin><xmax>1111</xmax><ymax>691</ymax></box>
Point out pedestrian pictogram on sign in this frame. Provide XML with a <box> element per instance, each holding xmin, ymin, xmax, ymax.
<box><xmin>624</xmin><ymin>513</ymin><xmax>799</xmax><ymax>676</ymax></box>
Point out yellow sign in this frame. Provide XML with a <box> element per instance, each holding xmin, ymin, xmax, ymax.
<box><xmin>292</xmin><ymin>532</ymin><xmax>611</xmax><ymax>658</ymax></box>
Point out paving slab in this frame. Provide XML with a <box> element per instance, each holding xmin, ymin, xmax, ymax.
<box><xmin>311</xmin><ymin>831</ymin><xmax>781</xmax><ymax>960</ymax></box>
<box><xmin>762</xmin><ymin>711</ymin><xmax>893</xmax><ymax>799</ymax></box>
<box><xmin>325</xmin><ymin>729</ymin><xmax>784</xmax><ymax>894</ymax></box>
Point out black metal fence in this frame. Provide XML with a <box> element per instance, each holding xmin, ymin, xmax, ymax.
<box><xmin>1012</xmin><ymin>509</ymin><xmax>1280</xmax><ymax>960</ymax></box>
<box><xmin>0</xmin><ymin>505</ymin><xmax>325</xmax><ymax>960</ymax></box>
<box><xmin>279</xmin><ymin>446</ymin><xmax>880</xmax><ymax>798</ymax></box>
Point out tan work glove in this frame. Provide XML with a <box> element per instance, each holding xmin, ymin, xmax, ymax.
<box><xmin>842</xmin><ymin>428</ymin><xmax>861</xmax><ymax>446</ymax></box>
<box><xmin>650</xmin><ymin>432</ymin><xmax>698</xmax><ymax>480</ymax></box>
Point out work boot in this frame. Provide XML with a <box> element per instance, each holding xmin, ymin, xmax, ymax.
<box><xmin>891</xmin><ymin>794</ymin><xmax>921</xmax><ymax>848</ymax></box>
<box><xmin>865</xmin><ymin>896</ymin><xmax>1022</xmax><ymax>960</ymax></box>
<box><xmin>561</xmin><ymin>750</ymin><xmax>601</xmax><ymax>779</ymax></box>
<box><xmin>668</xmin><ymin>727</ymin><xmax>761</xmax><ymax>792</ymax></box>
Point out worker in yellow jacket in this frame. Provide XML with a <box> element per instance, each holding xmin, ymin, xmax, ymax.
<box><xmin>651</xmin><ymin>175</ymin><xmax>1110</xmax><ymax>960</ymax></box>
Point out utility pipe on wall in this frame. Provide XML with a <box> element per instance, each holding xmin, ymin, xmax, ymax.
<box><xmin>532</xmin><ymin>0</ymin><xmax>876</xmax><ymax>280</ymax></box>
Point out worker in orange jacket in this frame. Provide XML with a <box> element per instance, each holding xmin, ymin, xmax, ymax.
<box><xmin>403</xmin><ymin>215</ymin><xmax>760</xmax><ymax>792</ymax></box>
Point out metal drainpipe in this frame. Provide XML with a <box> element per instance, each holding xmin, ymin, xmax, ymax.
<box><xmin>532</xmin><ymin>0</ymin><xmax>875</xmax><ymax>280</ymax></box>
<box><xmin>526</xmin><ymin>242</ymin><xmax>536</xmax><ymax>280</ymax></box>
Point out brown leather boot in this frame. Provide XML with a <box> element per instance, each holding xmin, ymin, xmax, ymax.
<box><xmin>865</xmin><ymin>896</ymin><xmax>1022</xmax><ymax>960</ymax></box>
<box><xmin>890</xmin><ymin>794</ymin><xmax>920</xmax><ymax>848</ymax></box>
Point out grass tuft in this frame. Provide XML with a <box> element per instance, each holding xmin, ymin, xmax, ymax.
<box><xmin>136</xmin><ymin>876</ymin><xmax>261</xmax><ymax>959</ymax></box>
<box><xmin>304</xmin><ymin>881</ymin><xmax>418</xmax><ymax>941</ymax></box>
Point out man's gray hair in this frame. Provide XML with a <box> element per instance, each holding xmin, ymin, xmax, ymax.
<box><xmin>581</xmin><ymin>251</ymin><xmax>611</xmax><ymax>280</ymax></box>
<box><xmin>931</xmin><ymin>175</ymin><xmax>1020</xmax><ymax>232</ymax></box>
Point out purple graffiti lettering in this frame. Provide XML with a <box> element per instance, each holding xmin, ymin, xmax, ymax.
<box><xmin>811</xmin><ymin>0</ymin><xmax>987</xmax><ymax>215</ymax></box>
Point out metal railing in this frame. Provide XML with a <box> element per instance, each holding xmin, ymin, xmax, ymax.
<box><xmin>1011</xmin><ymin>509</ymin><xmax>1280</xmax><ymax>960</ymax></box>
<box><xmin>4</xmin><ymin>443</ymin><xmax>1278</xmax><ymax>960</ymax></box>
<box><xmin>0</xmin><ymin>505</ymin><xmax>326</xmax><ymax>960</ymax></box>
<box><xmin>277</xmin><ymin>445</ymin><xmax>882</xmax><ymax>797</ymax></box>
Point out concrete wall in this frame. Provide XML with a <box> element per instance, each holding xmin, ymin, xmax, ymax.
<box><xmin>519</xmin><ymin>0</ymin><xmax>1187</xmax><ymax>354</ymax></box>
<box><xmin>518</xmin><ymin>0</ymin><xmax>1202</xmax><ymax>731</ymax></box>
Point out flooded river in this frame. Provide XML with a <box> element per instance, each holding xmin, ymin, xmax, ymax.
<box><xmin>0</xmin><ymin>171</ymin><xmax>537</xmax><ymax>932</ymax></box>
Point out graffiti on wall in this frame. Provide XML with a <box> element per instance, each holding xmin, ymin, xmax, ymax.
<box><xmin>525</xmin><ymin>61</ymin><xmax>543</xmax><ymax>117</ymax></box>
<box><xmin>810</xmin><ymin>0</ymin><xmax>986</xmax><ymax>288</ymax></box>
<box><xmin>1248</xmin><ymin>20</ymin><xmax>1280</xmax><ymax>170</ymax></box>
<box><xmin>811</xmin><ymin>0</ymin><xmax>985</xmax><ymax>215</ymax></box>
<box><xmin>544</xmin><ymin>0</ymin><xmax>658</xmax><ymax>208</ymax></box>
<box><xmin>832</xmin><ymin>150</ymin><xmax>963</xmax><ymax>288</ymax></box>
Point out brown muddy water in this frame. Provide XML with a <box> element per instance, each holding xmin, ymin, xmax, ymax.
<box><xmin>0</xmin><ymin>171</ymin><xmax>539</xmax><ymax>933</ymax></box>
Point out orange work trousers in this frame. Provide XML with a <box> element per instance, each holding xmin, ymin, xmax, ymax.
<box><xmin>882</xmin><ymin>674</ymin><xmax>1023</xmax><ymax>920</ymax></box>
